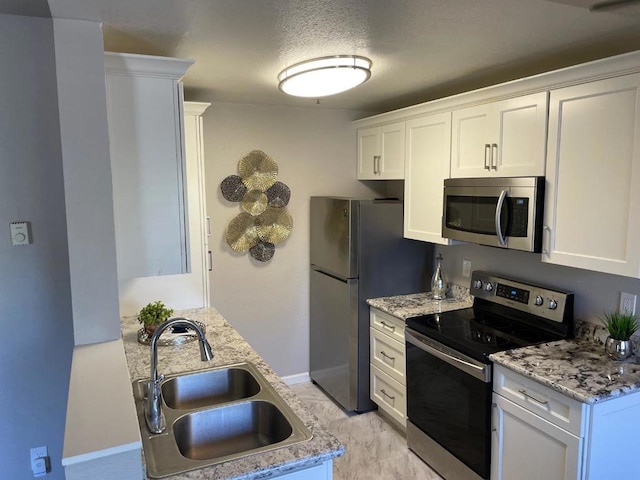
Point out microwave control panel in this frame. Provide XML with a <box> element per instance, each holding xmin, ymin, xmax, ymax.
<box><xmin>510</xmin><ymin>198</ymin><xmax>529</xmax><ymax>237</ymax></box>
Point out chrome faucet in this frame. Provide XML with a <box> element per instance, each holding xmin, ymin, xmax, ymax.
<box><xmin>145</xmin><ymin>317</ymin><xmax>214</xmax><ymax>433</ymax></box>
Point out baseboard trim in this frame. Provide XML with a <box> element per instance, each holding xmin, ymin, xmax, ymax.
<box><xmin>281</xmin><ymin>372</ymin><xmax>311</xmax><ymax>385</ymax></box>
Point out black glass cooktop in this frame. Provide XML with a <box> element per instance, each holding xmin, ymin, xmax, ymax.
<box><xmin>406</xmin><ymin>306</ymin><xmax>566</xmax><ymax>363</ymax></box>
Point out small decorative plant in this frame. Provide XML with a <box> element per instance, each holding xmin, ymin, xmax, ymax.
<box><xmin>138</xmin><ymin>301</ymin><xmax>174</xmax><ymax>334</ymax></box>
<box><xmin>602</xmin><ymin>311</ymin><xmax>638</xmax><ymax>341</ymax></box>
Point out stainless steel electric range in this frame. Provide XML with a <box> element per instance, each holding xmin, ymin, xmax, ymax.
<box><xmin>405</xmin><ymin>271</ymin><xmax>574</xmax><ymax>480</ymax></box>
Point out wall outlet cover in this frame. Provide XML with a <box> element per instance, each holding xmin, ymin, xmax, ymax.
<box><xmin>30</xmin><ymin>446</ymin><xmax>49</xmax><ymax>477</ymax></box>
<box><xmin>620</xmin><ymin>292</ymin><xmax>637</xmax><ymax>316</ymax></box>
<box><xmin>462</xmin><ymin>260</ymin><xmax>472</xmax><ymax>278</ymax></box>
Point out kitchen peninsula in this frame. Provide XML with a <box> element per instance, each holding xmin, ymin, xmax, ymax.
<box><xmin>121</xmin><ymin>307</ymin><xmax>344</xmax><ymax>479</ymax></box>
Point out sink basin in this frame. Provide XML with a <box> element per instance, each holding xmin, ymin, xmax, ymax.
<box><xmin>132</xmin><ymin>362</ymin><xmax>312</xmax><ymax>478</ymax></box>
<box><xmin>174</xmin><ymin>400</ymin><xmax>293</xmax><ymax>460</ymax></box>
<box><xmin>162</xmin><ymin>366</ymin><xmax>260</xmax><ymax>409</ymax></box>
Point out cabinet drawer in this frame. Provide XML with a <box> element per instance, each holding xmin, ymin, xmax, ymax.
<box><xmin>370</xmin><ymin>327</ymin><xmax>406</xmax><ymax>385</ymax></box>
<box><xmin>493</xmin><ymin>365</ymin><xmax>585</xmax><ymax>436</ymax></box>
<box><xmin>370</xmin><ymin>308</ymin><xmax>405</xmax><ymax>344</ymax></box>
<box><xmin>370</xmin><ymin>365</ymin><xmax>406</xmax><ymax>426</ymax></box>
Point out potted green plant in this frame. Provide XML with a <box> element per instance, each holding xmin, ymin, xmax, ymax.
<box><xmin>602</xmin><ymin>311</ymin><xmax>638</xmax><ymax>360</ymax></box>
<box><xmin>138</xmin><ymin>301</ymin><xmax>174</xmax><ymax>335</ymax></box>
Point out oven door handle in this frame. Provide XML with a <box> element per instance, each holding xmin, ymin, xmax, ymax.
<box><xmin>406</xmin><ymin>329</ymin><xmax>491</xmax><ymax>383</ymax></box>
<box><xmin>495</xmin><ymin>189</ymin><xmax>508</xmax><ymax>247</ymax></box>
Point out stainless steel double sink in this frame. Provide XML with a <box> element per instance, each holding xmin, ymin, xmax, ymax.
<box><xmin>132</xmin><ymin>362</ymin><xmax>312</xmax><ymax>478</ymax></box>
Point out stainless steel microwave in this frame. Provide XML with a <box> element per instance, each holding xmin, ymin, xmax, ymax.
<box><xmin>442</xmin><ymin>177</ymin><xmax>545</xmax><ymax>252</ymax></box>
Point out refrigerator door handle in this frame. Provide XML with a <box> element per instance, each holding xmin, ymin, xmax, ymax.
<box><xmin>310</xmin><ymin>265</ymin><xmax>352</xmax><ymax>283</ymax></box>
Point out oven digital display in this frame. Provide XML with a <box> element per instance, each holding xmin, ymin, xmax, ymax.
<box><xmin>496</xmin><ymin>283</ymin><xmax>530</xmax><ymax>304</ymax></box>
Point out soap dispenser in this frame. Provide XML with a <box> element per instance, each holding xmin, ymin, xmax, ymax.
<box><xmin>431</xmin><ymin>253</ymin><xmax>448</xmax><ymax>300</ymax></box>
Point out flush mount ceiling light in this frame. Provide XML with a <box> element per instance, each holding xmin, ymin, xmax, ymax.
<box><xmin>278</xmin><ymin>55</ymin><xmax>372</xmax><ymax>98</ymax></box>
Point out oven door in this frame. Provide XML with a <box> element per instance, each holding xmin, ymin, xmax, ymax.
<box><xmin>406</xmin><ymin>328</ymin><xmax>492</xmax><ymax>480</ymax></box>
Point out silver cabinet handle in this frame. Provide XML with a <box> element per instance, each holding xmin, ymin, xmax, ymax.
<box><xmin>207</xmin><ymin>250</ymin><xmax>212</xmax><ymax>272</ymax></box>
<box><xmin>518</xmin><ymin>388</ymin><xmax>549</xmax><ymax>405</ymax></box>
<box><xmin>380</xmin><ymin>350</ymin><xmax>396</xmax><ymax>361</ymax></box>
<box><xmin>380</xmin><ymin>389</ymin><xmax>395</xmax><ymax>401</ymax></box>
<box><xmin>495</xmin><ymin>189</ymin><xmax>508</xmax><ymax>247</ymax></box>
<box><xmin>206</xmin><ymin>216</ymin><xmax>211</xmax><ymax>237</ymax></box>
<box><xmin>380</xmin><ymin>321</ymin><xmax>396</xmax><ymax>332</ymax></box>
<box><xmin>484</xmin><ymin>144</ymin><xmax>491</xmax><ymax>170</ymax></box>
<box><xmin>491</xmin><ymin>143</ymin><xmax>498</xmax><ymax>170</ymax></box>
<box><xmin>374</xmin><ymin>155</ymin><xmax>381</xmax><ymax>174</ymax></box>
<box><xmin>542</xmin><ymin>225</ymin><xmax>552</xmax><ymax>255</ymax></box>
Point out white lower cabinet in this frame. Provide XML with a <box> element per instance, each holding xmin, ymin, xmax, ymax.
<box><xmin>370</xmin><ymin>365</ymin><xmax>406</xmax><ymax>427</ymax></box>
<box><xmin>274</xmin><ymin>460</ymin><xmax>333</xmax><ymax>479</ymax></box>
<box><xmin>492</xmin><ymin>364</ymin><xmax>640</xmax><ymax>480</ymax></box>
<box><xmin>369</xmin><ymin>308</ymin><xmax>406</xmax><ymax>428</ymax></box>
<box><xmin>492</xmin><ymin>393</ymin><xmax>582</xmax><ymax>480</ymax></box>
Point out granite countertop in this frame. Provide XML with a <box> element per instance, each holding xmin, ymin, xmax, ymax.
<box><xmin>366</xmin><ymin>284</ymin><xmax>474</xmax><ymax>320</ymax></box>
<box><xmin>490</xmin><ymin>338</ymin><xmax>640</xmax><ymax>405</ymax></box>
<box><xmin>121</xmin><ymin>307</ymin><xmax>344</xmax><ymax>480</ymax></box>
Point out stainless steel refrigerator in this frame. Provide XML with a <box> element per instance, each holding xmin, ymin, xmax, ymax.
<box><xmin>310</xmin><ymin>197</ymin><xmax>432</xmax><ymax>412</ymax></box>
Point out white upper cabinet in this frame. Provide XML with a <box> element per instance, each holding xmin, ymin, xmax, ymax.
<box><xmin>404</xmin><ymin>112</ymin><xmax>452</xmax><ymax>244</ymax></box>
<box><xmin>357</xmin><ymin>121</ymin><xmax>405</xmax><ymax>179</ymax></box>
<box><xmin>451</xmin><ymin>92</ymin><xmax>548</xmax><ymax>178</ymax></box>
<box><xmin>105</xmin><ymin>53</ymin><xmax>193</xmax><ymax>279</ymax></box>
<box><xmin>543</xmin><ymin>73</ymin><xmax>640</xmax><ymax>278</ymax></box>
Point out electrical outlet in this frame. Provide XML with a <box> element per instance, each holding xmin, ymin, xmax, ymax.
<box><xmin>462</xmin><ymin>260</ymin><xmax>471</xmax><ymax>278</ymax></box>
<box><xmin>620</xmin><ymin>292</ymin><xmax>637</xmax><ymax>316</ymax></box>
<box><xmin>30</xmin><ymin>446</ymin><xmax>50</xmax><ymax>477</ymax></box>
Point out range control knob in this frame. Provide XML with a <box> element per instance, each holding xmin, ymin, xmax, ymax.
<box><xmin>534</xmin><ymin>295</ymin><xmax>544</xmax><ymax>306</ymax></box>
<box><xmin>548</xmin><ymin>299</ymin><xmax>558</xmax><ymax>310</ymax></box>
<box><xmin>484</xmin><ymin>282</ymin><xmax>494</xmax><ymax>292</ymax></box>
<box><xmin>472</xmin><ymin>280</ymin><xmax>483</xmax><ymax>290</ymax></box>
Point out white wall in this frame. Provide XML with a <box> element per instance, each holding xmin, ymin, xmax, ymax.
<box><xmin>436</xmin><ymin>243</ymin><xmax>640</xmax><ymax>325</ymax></box>
<box><xmin>0</xmin><ymin>14</ymin><xmax>73</xmax><ymax>480</ymax></box>
<box><xmin>204</xmin><ymin>103</ymin><xmax>387</xmax><ymax>376</ymax></box>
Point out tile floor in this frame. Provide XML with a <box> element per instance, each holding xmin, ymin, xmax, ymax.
<box><xmin>290</xmin><ymin>382</ymin><xmax>444</xmax><ymax>480</ymax></box>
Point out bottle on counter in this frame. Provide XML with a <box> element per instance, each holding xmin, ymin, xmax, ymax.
<box><xmin>431</xmin><ymin>253</ymin><xmax>448</xmax><ymax>300</ymax></box>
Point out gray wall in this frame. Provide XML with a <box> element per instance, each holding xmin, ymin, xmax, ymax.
<box><xmin>0</xmin><ymin>14</ymin><xmax>73</xmax><ymax>479</ymax></box>
<box><xmin>204</xmin><ymin>103</ymin><xmax>389</xmax><ymax>376</ymax></box>
<box><xmin>435</xmin><ymin>243</ymin><xmax>640</xmax><ymax>325</ymax></box>
<box><xmin>53</xmin><ymin>18</ymin><xmax>121</xmax><ymax>345</ymax></box>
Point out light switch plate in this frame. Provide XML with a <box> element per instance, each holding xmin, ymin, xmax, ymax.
<box><xmin>10</xmin><ymin>221</ymin><xmax>31</xmax><ymax>246</ymax></box>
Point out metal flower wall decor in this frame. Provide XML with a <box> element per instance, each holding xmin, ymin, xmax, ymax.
<box><xmin>221</xmin><ymin>150</ymin><xmax>292</xmax><ymax>262</ymax></box>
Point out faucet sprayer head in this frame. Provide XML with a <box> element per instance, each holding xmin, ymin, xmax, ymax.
<box><xmin>199</xmin><ymin>339</ymin><xmax>214</xmax><ymax>361</ymax></box>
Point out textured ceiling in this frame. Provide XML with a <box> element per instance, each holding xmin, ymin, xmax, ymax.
<box><xmin>11</xmin><ymin>0</ymin><xmax>640</xmax><ymax>112</ymax></box>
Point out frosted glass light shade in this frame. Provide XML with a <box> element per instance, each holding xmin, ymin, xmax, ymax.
<box><xmin>278</xmin><ymin>55</ymin><xmax>372</xmax><ymax>97</ymax></box>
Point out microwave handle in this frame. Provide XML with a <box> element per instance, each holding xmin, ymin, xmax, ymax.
<box><xmin>495</xmin><ymin>189</ymin><xmax>508</xmax><ymax>247</ymax></box>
